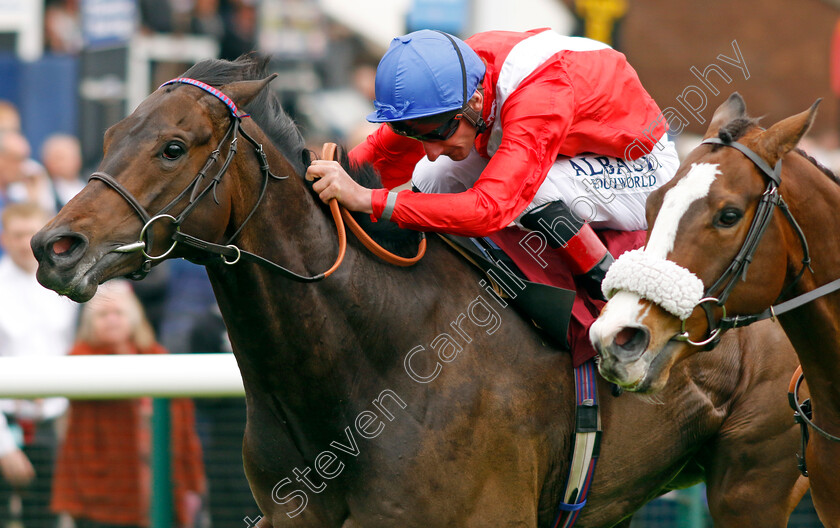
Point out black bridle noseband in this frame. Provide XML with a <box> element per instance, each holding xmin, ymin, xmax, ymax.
<box><xmin>92</xmin><ymin>77</ymin><xmax>336</xmax><ymax>283</ymax></box>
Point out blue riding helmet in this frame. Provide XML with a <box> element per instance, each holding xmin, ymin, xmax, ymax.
<box><xmin>367</xmin><ymin>30</ymin><xmax>486</xmax><ymax>123</ymax></box>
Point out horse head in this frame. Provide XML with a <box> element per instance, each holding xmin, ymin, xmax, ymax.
<box><xmin>590</xmin><ymin>93</ymin><xmax>820</xmax><ymax>392</ymax></box>
<box><xmin>32</xmin><ymin>58</ymin><xmax>293</xmax><ymax>302</ymax></box>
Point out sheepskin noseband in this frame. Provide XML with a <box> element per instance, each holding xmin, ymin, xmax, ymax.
<box><xmin>601</xmin><ymin>248</ymin><xmax>704</xmax><ymax>320</ymax></box>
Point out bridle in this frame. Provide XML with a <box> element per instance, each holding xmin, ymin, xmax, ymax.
<box><xmin>672</xmin><ymin>135</ymin><xmax>840</xmax><ymax>455</ymax></box>
<box><xmin>674</xmin><ymin>136</ymin><xmax>814</xmax><ymax>347</ymax></box>
<box><xmin>94</xmin><ymin>77</ymin><xmax>424</xmax><ymax>282</ymax></box>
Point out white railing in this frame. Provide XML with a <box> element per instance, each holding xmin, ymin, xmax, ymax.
<box><xmin>0</xmin><ymin>353</ymin><xmax>244</xmax><ymax>399</ymax></box>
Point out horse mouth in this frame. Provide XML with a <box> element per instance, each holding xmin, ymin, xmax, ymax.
<box><xmin>598</xmin><ymin>340</ymin><xmax>679</xmax><ymax>394</ymax></box>
<box><xmin>36</xmin><ymin>247</ymin><xmax>142</xmax><ymax>303</ymax></box>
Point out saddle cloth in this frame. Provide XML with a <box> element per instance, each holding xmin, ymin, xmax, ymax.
<box><xmin>485</xmin><ymin>226</ymin><xmax>646</xmax><ymax>366</ymax></box>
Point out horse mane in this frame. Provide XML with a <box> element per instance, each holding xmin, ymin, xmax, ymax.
<box><xmin>794</xmin><ymin>147</ymin><xmax>840</xmax><ymax>186</ymax></box>
<box><xmin>181</xmin><ymin>55</ymin><xmax>307</xmax><ymax>174</ymax></box>
<box><xmin>182</xmin><ymin>55</ymin><xmax>423</xmax><ymax>257</ymax></box>
<box><xmin>716</xmin><ymin>115</ymin><xmax>840</xmax><ymax>186</ymax></box>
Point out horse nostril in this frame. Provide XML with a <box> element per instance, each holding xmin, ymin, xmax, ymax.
<box><xmin>44</xmin><ymin>233</ymin><xmax>87</xmax><ymax>264</ymax></box>
<box><xmin>613</xmin><ymin>326</ymin><xmax>650</xmax><ymax>356</ymax></box>
<box><xmin>52</xmin><ymin>237</ymin><xmax>75</xmax><ymax>255</ymax></box>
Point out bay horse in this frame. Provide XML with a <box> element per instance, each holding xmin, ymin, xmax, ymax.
<box><xmin>590</xmin><ymin>93</ymin><xmax>839</xmax><ymax>525</ymax></box>
<box><xmin>32</xmin><ymin>58</ymin><xmax>808</xmax><ymax>526</ymax></box>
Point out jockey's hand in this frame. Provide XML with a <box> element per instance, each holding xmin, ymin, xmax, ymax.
<box><xmin>306</xmin><ymin>160</ymin><xmax>373</xmax><ymax>214</ymax></box>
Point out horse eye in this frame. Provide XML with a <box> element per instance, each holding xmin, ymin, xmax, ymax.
<box><xmin>716</xmin><ymin>208</ymin><xmax>743</xmax><ymax>228</ymax></box>
<box><xmin>162</xmin><ymin>142</ymin><xmax>185</xmax><ymax>160</ymax></box>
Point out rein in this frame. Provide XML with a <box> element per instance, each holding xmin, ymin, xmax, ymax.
<box><xmin>99</xmin><ymin>78</ymin><xmax>424</xmax><ymax>282</ymax></box>
<box><xmin>787</xmin><ymin>365</ymin><xmax>840</xmax><ymax>477</ymax></box>
<box><xmin>320</xmin><ymin>143</ymin><xmax>427</xmax><ymax>267</ymax></box>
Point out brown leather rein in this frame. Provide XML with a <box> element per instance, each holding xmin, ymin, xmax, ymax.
<box><xmin>319</xmin><ymin>142</ymin><xmax>426</xmax><ymax>268</ymax></box>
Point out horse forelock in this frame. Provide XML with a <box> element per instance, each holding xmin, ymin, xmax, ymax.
<box><xmin>715</xmin><ymin>116</ymin><xmax>761</xmax><ymax>145</ymax></box>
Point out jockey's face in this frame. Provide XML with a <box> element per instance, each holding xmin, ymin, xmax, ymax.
<box><xmin>420</xmin><ymin>117</ymin><xmax>476</xmax><ymax>162</ymax></box>
<box><xmin>420</xmin><ymin>91</ymin><xmax>483</xmax><ymax>162</ymax></box>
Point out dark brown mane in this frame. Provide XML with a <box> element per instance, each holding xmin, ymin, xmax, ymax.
<box><xmin>335</xmin><ymin>149</ymin><xmax>424</xmax><ymax>258</ymax></box>
<box><xmin>794</xmin><ymin>147</ymin><xmax>840</xmax><ymax>186</ymax></box>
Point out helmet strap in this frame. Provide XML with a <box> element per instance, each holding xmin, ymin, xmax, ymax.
<box><xmin>462</xmin><ymin>103</ymin><xmax>487</xmax><ymax>135</ymax></box>
<box><xmin>434</xmin><ymin>30</ymin><xmax>487</xmax><ymax>135</ymax></box>
<box><xmin>462</xmin><ymin>84</ymin><xmax>487</xmax><ymax>135</ymax></box>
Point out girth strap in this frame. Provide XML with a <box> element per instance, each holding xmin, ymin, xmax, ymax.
<box><xmin>787</xmin><ymin>365</ymin><xmax>840</xmax><ymax>477</ymax></box>
<box><xmin>552</xmin><ymin>359</ymin><xmax>601</xmax><ymax>528</ymax></box>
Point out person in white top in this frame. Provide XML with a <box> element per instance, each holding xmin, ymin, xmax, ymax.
<box><xmin>0</xmin><ymin>131</ymin><xmax>52</xmax><ymax>216</ymax></box>
<box><xmin>0</xmin><ymin>202</ymin><xmax>78</xmax><ymax>527</ymax></box>
<box><xmin>40</xmin><ymin>134</ymin><xmax>86</xmax><ymax>212</ymax></box>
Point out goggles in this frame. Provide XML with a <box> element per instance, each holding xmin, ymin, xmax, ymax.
<box><xmin>389</xmin><ymin>110</ymin><xmax>463</xmax><ymax>142</ymax></box>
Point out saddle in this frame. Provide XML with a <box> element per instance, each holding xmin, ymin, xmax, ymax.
<box><xmin>439</xmin><ymin>232</ymin><xmax>576</xmax><ymax>348</ymax></box>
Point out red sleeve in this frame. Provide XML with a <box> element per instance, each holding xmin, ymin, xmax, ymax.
<box><xmin>381</xmin><ymin>63</ymin><xmax>575</xmax><ymax>237</ymax></box>
<box><xmin>348</xmin><ymin>124</ymin><xmax>425</xmax><ymax>189</ymax></box>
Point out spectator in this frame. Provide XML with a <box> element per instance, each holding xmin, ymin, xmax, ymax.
<box><xmin>0</xmin><ymin>202</ymin><xmax>78</xmax><ymax>528</ymax></box>
<box><xmin>191</xmin><ymin>0</ymin><xmax>225</xmax><ymax>40</ymax></box>
<box><xmin>44</xmin><ymin>0</ymin><xmax>83</xmax><ymax>55</ymax></box>
<box><xmin>159</xmin><ymin>259</ymin><xmax>216</xmax><ymax>355</ymax></box>
<box><xmin>51</xmin><ymin>280</ymin><xmax>205</xmax><ymax>528</ymax></box>
<box><xmin>40</xmin><ymin>134</ymin><xmax>86</xmax><ymax>212</ymax></box>
<box><xmin>138</xmin><ymin>0</ymin><xmax>175</xmax><ymax>34</ymax></box>
<box><xmin>0</xmin><ymin>102</ymin><xmax>21</xmax><ymax>133</ymax></box>
<box><xmin>0</xmin><ymin>132</ymin><xmax>50</xmax><ymax>212</ymax></box>
<box><xmin>219</xmin><ymin>1</ymin><xmax>258</xmax><ymax>60</ymax></box>
<box><xmin>0</xmin><ymin>131</ymin><xmax>31</xmax><ymax>205</ymax></box>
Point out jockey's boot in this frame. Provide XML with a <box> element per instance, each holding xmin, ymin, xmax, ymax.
<box><xmin>520</xmin><ymin>201</ymin><xmax>614</xmax><ymax>300</ymax></box>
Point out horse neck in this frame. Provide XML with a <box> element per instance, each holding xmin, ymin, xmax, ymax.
<box><xmin>776</xmin><ymin>152</ymin><xmax>840</xmax><ymax>413</ymax></box>
<box><xmin>199</xmin><ymin>129</ymin><xmax>468</xmax><ymax>438</ymax></box>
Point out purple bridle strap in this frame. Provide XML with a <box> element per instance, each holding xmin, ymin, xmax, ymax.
<box><xmin>159</xmin><ymin>77</ymin><xmax>250</xmax><ymax>118</ymax></box>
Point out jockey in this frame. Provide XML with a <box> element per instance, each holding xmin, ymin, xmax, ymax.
<box><xmin>306</xmin><ymin>28</ymin><xmax>679</xmax><ymax>352</ymax></box>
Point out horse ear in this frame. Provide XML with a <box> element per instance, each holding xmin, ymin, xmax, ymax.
<box><xmin>702</xmin><ymin>92</ymin><xmax>747</xmax><ymax>139</ymax></box>
<box><xmin>223</xmin><ymin>74</ymin><xmax>279</xmax><ymax>109</ymax></box>
<box><xmin>754</xmin><ymin>99</ymin><xmax>821</xmax><ymax>164</ymax></box>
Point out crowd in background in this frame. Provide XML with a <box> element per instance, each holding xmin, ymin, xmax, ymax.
<box><xmin>44</xmin><ymin>0</ymin><xmax>258</xmax><ymax>61</ymax></box>
<box><xmin>0</xmin><ymin>2</ymin><xmax>272</xmax><ymax>525</ymax></box>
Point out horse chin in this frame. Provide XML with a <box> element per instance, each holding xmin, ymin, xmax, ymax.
<box><xmin>36</xmin><ymin>250</ymin><xmax>142</xmax><ymax>303</ymax></box>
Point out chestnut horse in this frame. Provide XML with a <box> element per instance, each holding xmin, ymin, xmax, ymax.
<box><xmin>33</xmin><ymin>58</ymin><xmax>807</xmax><ymax>526</ymax></box>
<box><xmin>591</xmin><ymin>93</ymin><xmax>839</xmax><ymax>525</ymax></box>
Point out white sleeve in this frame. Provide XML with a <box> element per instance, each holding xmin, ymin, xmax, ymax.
<box><xmin>39</xmin><ymin>398</ymin><xmax>69</xmax><ymax>421</ymax></box>
<box><xmin>11</xmin><ymin>398</ymin><xmax>68</xmax><ymax>421</ymax></box>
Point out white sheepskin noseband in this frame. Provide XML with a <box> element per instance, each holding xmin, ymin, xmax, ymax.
<box><xmin>602</xmin><ymin>248</ymin><xmax>704</xmax><ymax>320</ymax></box>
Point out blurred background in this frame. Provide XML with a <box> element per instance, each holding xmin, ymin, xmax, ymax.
<box><xmin>0</xmin><ymin>0</ymin><xmax>834</xmax><ymax>526</ymax></box>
